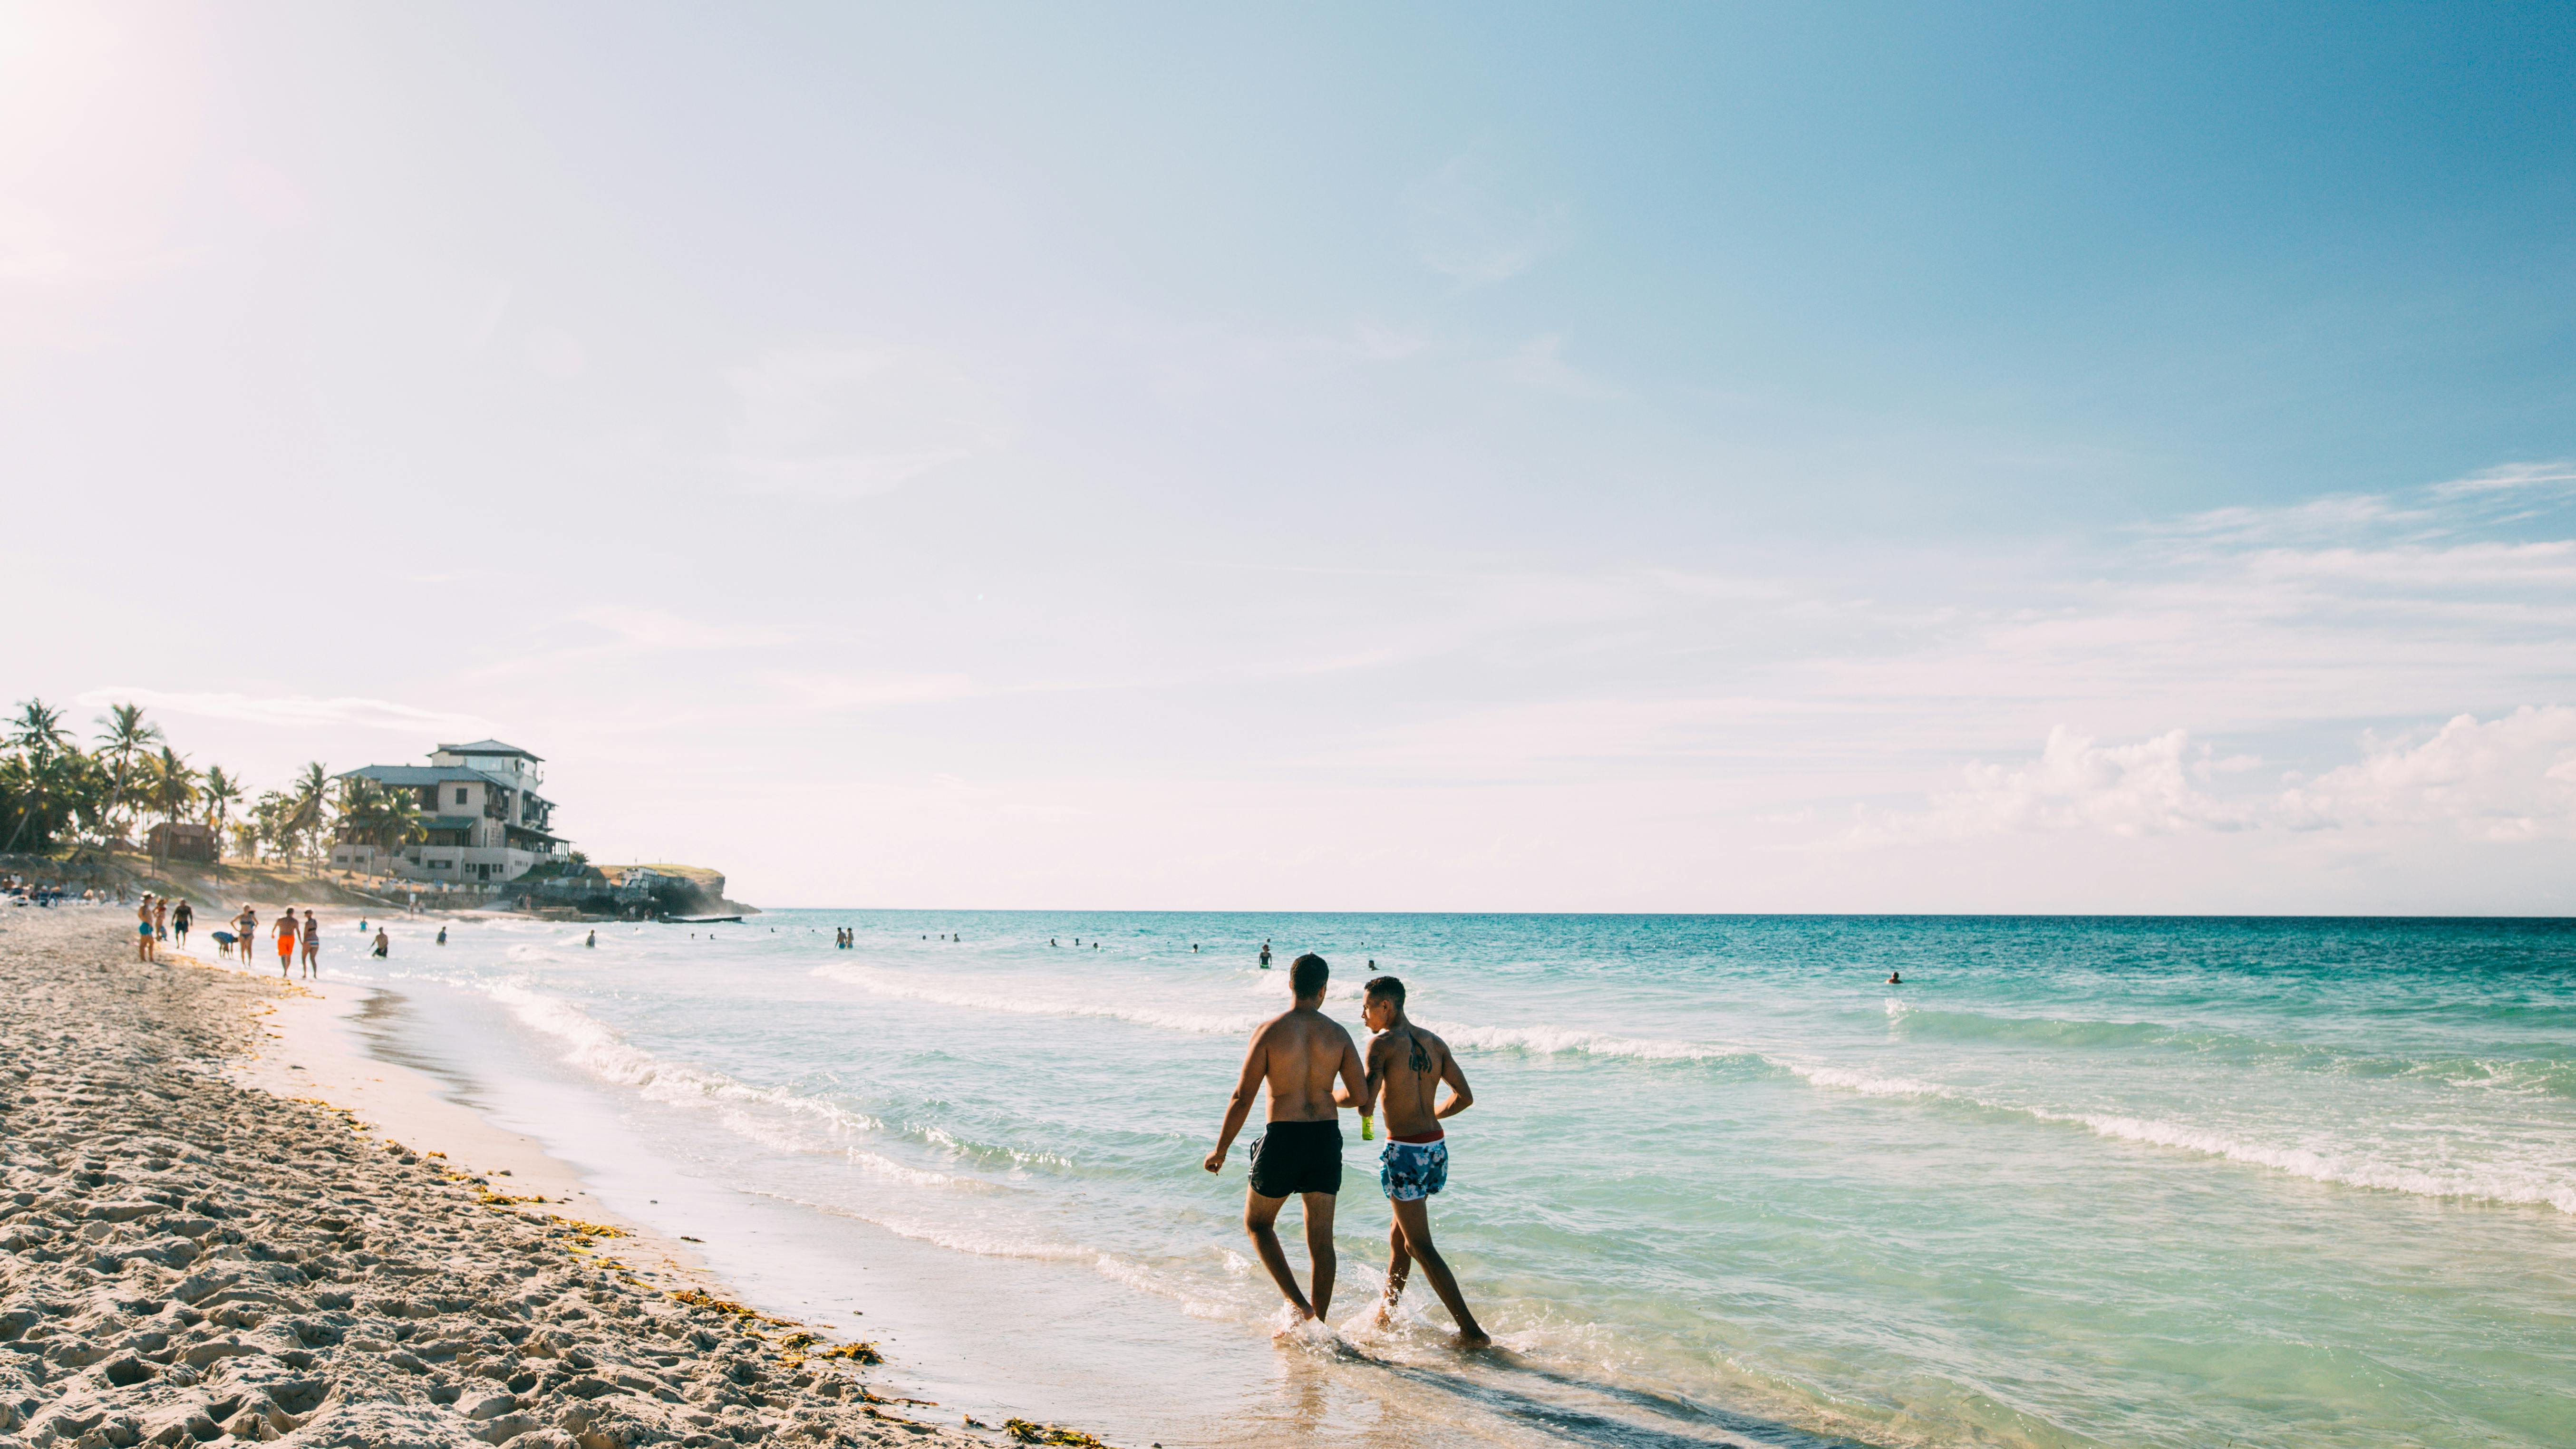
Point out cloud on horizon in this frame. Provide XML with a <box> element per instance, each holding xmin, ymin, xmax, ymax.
<box><xmin>72</xmin><ymin>688</ymin><xmax>501</xmax><ymax>737</ymax></box>
<box><xmin>1858</xmin><ymin>707</ymin><xmax>2576</xmax><ymax>846</ymax></box>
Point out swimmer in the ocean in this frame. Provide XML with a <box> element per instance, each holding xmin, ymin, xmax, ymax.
<box><xmin>1887</xmin><ymin>971</ymin><xmax>1902</xmax><ymax>984</ymax></box>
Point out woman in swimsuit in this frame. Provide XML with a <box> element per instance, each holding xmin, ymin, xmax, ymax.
<box><xmin>136</xmin><ymin>900</ymin><xmax>156</xmax><ymax>963</ymax></box>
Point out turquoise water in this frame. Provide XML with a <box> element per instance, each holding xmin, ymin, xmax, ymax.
<box><xmin>325</xmin><ymin>912</ymin><xmax>2576</xmax><ymax>1449</ymax></box>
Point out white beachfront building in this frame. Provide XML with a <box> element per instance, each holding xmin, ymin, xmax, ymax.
<box><xmin>330</xmin><ymin>740</ymin><xmax>572</xmax><ymax>886</ymax></box>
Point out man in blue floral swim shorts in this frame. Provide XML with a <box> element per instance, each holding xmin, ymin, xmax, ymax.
<box><xmin>1349</xmin><ymin>974</ymin><xmax>1489</xmax><ymax>1347</ymax></box>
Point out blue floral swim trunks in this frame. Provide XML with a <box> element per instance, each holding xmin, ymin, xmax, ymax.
<box><xmin>1379</xmin><ymin>1139</ymin><xmax>1449</xmax><ymax>1201</ymax></box>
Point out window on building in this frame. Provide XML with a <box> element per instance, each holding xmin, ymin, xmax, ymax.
<box><xmin>455</xmin><ymin>787</ymin><xmax>468</xmax><ymax>805</ymax></box>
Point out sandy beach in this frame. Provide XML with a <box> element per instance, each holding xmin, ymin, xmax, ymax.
<box><xmin>0</xmin><ymin>908</ymin><xmax>1036</xmax><ymax>1449</ymax></box>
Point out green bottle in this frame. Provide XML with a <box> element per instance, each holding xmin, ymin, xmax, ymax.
<box><xmin>1360</xmin><ymin>1115</ymin><xmax>1375</xmax><ymax>1141</ymax></box>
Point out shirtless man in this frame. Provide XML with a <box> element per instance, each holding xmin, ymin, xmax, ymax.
<box><xmin>1203</xmin><ymin>953</ymin><xmax>1372</xmax><ymax>1329</ymax></box>
<box><xmin>273</xmin><ymin>909</ymin><xmax>299</xmax><ymax>978</ymax></box>
<box><xmin>1353</xmin><ymin>975</ymin><xmax>1489</xmax><ymax>1347</ymax></box>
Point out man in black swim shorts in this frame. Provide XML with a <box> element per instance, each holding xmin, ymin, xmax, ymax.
<box><xmin>1204</xmin><ymin>952</ymin><xmax>1372</xmax><ymax>1329</ymax></box>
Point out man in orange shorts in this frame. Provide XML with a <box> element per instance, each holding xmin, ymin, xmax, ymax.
<box><xmin>273</xmin><ymin>908</ymin><xmax>299</xmax><ymax>977</ymax></box>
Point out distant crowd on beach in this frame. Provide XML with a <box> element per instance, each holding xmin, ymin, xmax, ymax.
<box><xmin>2</xmin><ymin>871</ymin><xmax>103</xmax><ymax>907</ymax></box>
<box><xmin>117</xmin><ymin>890</ymin><xmax>396</xmax><ymax>978</ymax></box>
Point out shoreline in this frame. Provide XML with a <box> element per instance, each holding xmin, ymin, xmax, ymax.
<box><xmin>198</xmin><ymin>944</ymin><xmax>714</xmax><ymax>1294</ymax></box>
<box><xmin>0</xmin><ymin>908</ymin><xmax>1089</xmax><ymax>1449</ymax></box>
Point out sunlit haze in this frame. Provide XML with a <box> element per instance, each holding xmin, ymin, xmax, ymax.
<box><xmin>8</xmin><ymin>4</ymin><xmax>2573</xmax><ymax>911</ymax></box>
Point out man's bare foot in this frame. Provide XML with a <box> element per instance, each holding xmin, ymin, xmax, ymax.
<box><xmin>1272</xmin><ymin>1307</ymin><xmax>1317</xmax><ymax>1338</ymax></box>
<box><xmin>1457</xmin><ymin>1329</ymin><xmax>1493</xmax><ymax>1350</ymax></box>
<box><xmin>1371</xmin><ymin>1305</ymin><xmax>1396</xmax><ymax>1330</ymax></box>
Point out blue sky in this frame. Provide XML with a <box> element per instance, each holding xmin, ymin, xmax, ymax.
<box><xmin>5</xmin><ymin>3</ymin><xmax>2573</xmax><ymax>909</ymax></box>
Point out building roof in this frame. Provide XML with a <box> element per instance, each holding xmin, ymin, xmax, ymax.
<box><xmin>436</xmin><ymin>739</ymin><xmax>542</xmax><ymax>761</ymax></box>
<box><xmin>339</xmin><ymin>764</ymin><xmax>487</xmax><ymax>786</ymax></box>
<box><xmin>335</xmin><ymin>764</ymin><xmax>552</xmax><ymax>806</ymax></box>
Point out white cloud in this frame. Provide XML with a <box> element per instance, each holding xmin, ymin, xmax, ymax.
<box><xmin>1858</xmin><ymin>727</ymin><xmax>2255</xmax><ymax>842</ymax></box>
<box><xmin>1498</xmin><ymin>333</ymin><xmax>1615</xmax><ymax>397</ymax></box>
<box><xmin>1405</xmin><ymin>156</ymin><xmax>1567</xmax><ymax>287</ymax></box>
<box><xmin>2429</xmin><ymin>461</ymin><xmax>2576</xmax><ymax>498</ymax></box>
<box><xmin>1861</xmin><ymin>709</ymin><xmax>2576</xmax><ymax>847</ymax></box>
<box><xmin>2147</xmin><ymin>460</ymin><xmax>2576</xmax><ymax>549</ymax></box>
<box><xmin>720</xmin><ymin>346</ymin><xmax>1012</xmax><ymax>499</ymax></box>
<box><xmin>2280</xmin><ymin>706</ymin><xmax>2576</xmax><ymax>840</ymax></box>
<box><xmin>2153</xmin><ymin>494</ymin><xmax>2429</xmax><ymax>546</ymax></box>
<box><xmin>73</xmin><ymin>688</ymin><xmax>499</xmax><ymax>736</ymax></box>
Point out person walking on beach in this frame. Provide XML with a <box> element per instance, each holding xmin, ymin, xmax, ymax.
<box><xmin>1354</xmin><ymin>975</ymin><xmax>1489</xmax><ymax>1347</ymax></box>
<box><xmin>300</xmin><ymin>909</ymin><xmax>320</xmax><ymax>977</ymax></box>
<box><xmin>273</xmin><ymin>909</ymin><xmax>299</xmax><ymax>978</ymax></box>
<box><xmin>235</xmin><ymin>905</ymin><xmax>257</xmax><ymax>961</ymax></box>
<box><xmin>1203</xmin><ymin>953</ymin><xmax>1372</xmax><ymax>1331</ymax></box>
<box><xmin>172</xmin><ymin>898</ymin><xmax>192</xmax><ymax>948</ymax></box>
<box><xmin>135</xmin><ymin>899</ymin><xmax>157</xmax><ymax>963</ymax></box>
<box><xmin>153</xmin><ymin>896</ymin><xmax>169</xmax><ymax>942</ymax></box>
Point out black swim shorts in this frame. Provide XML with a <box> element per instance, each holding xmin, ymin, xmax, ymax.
<box><xmin>1247</xmin><ymin>1119</ymin><xmax>1343</xmax><ymax>1198</ymax></box>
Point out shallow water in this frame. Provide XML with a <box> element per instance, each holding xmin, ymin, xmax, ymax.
<box><xmin>315</xmin><ymin>912</ymin><xmax>2576</xmax><ymax>1448</ymax></box>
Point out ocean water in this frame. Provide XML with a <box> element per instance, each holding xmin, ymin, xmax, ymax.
<box><xmin>313</xmin><ymin>912</ymin><xmax>2576</xmax><ymax>1449</ymax></box>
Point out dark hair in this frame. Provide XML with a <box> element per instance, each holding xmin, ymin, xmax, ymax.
<box><xmin>1364</xmin><ymin>975</ymin><xmax>1405</xmax><ymax>1008</ymax></box>
<box><xmin>1288</xmin><ymin>953</ymin><xmax>1329</xmax><ymax>999</ymax></box>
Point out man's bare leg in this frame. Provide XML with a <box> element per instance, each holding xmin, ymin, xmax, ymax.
<box><xmin>1242</xmin><ymin>1189</ymin><xmax>1315</xmax><ymax>1323</ymax></box>
<box><xmin>1390</xmin><ymin>1198</ymin><xmax>1490</xmax><ymax>1347</ymax></box>
<box><xmin>1377</xmin><ymin>1217</ymin><xmax>1415</xmax><ymax>1326</ymax></box>
<box><xmin>1300</xmin><ymin>1190</ymin><xmax>1338</xmax><ymax>1323</ymax></box>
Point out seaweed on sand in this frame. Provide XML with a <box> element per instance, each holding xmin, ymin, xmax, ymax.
<box><xmin>1004</xmin><ymin>1419</ymin><xmax>1111</xmax><ymax>1447</ymax></box>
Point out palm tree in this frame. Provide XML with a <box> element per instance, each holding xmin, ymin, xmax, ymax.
<box><xmin>7</xmin><ymin>699</ymin><xmax>74</xmax><ymax>761</ymax></box>
<box><xmin>252</xmin><ymin>791</ymin><xmax>294</xmax><ymax>863</ymax></box>
<box><xmin>201</xmin><ymin>766</ymin><xmax>242</xmax><ymax>853</ymax></box>
<box><xmin>333</xmin><ymin>777</ymin><xmax>425</xmax><ymax>875</ymax></box>
<box><xmin>0</xmin><ymin>753</ymin><xmax>60</xmax><ymax>855</ymax></box>
<box><xmin>61</xmin><ymin>752</ymin><xmax>113</xmax><ymax>850</ymax></box>
<box><xmin>3</xmin><ymin>698</ymin><xmax>79</xmax><ymax>855</ymax></box>
<box><xmin>286</xmin><ymin>762</ymin><xmax>330</xmax><ymax>868</ymax></box>
<box><xmin>200</xmin><ymin>763</ymin><xmax>242</xmax><ymax>889</ymax></box>
<box><xmin>94</xmin><ymin>703</ymin><xmax>162</xmax><ymax>846</ymax></box>
<box><xmin>145</xmin><ymin>747</ymin><xmax>200</xmax><ymax>863</ymax></box>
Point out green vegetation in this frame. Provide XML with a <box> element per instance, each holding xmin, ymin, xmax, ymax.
<box><xmin>3</xmin><ymin>694</ymin><xmax>378</xmax><ymax>870</ymax></box>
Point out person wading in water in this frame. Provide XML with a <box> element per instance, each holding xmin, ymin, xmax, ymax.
<box><xmin>1348</xmin><ymin>974</ymin><xmax>1489</xmax><ymax>1347</ymax></box>
<box><xmin>1203</xmin><ymin>953</ymin><xmax>1372</xmax><ymax>1331</ymax></box>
